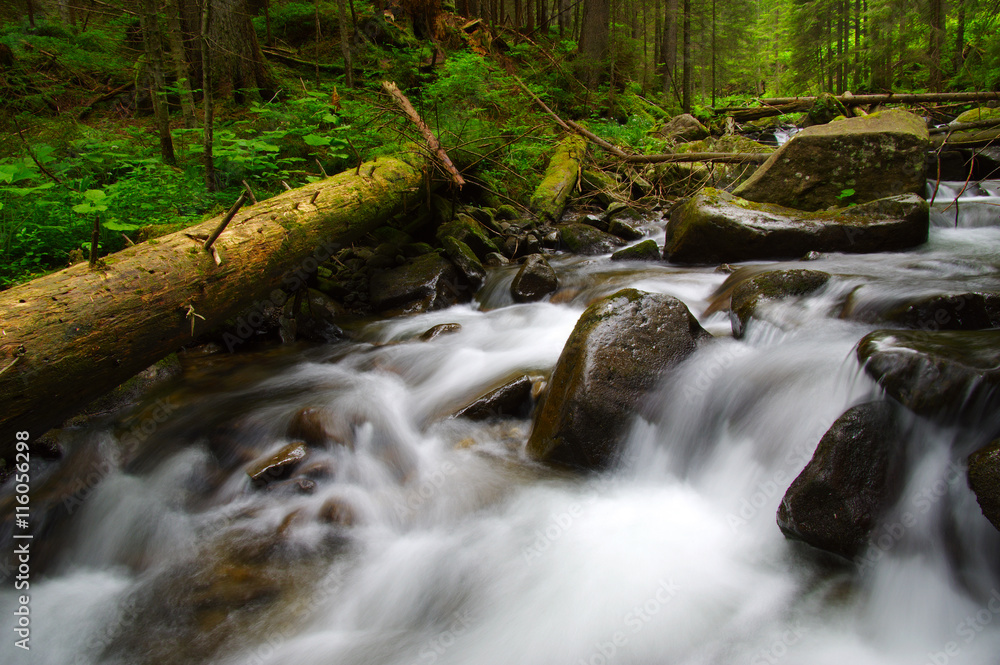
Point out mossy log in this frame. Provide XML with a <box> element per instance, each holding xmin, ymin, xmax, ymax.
<box><xmin>0</xmin><ymin>154</ymin><xmax>426</xmax><ymax>458</ymax></box>
<box><xmin>530</xmin><ymin>134</ymin><xmax>588</xmax><ymax>223</ymax></box>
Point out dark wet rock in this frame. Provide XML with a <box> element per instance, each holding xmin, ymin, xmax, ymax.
<box><xmin>559</xmin><ymin>223</ymin><xmax>627</xmax><ymax>255</ymax></box>
<box><xmin>495</xmin><ymin>204</ymin><xmax>519</xmax><ymax>221</ymax></box>
<box><xmin>729</xmin><ymin>269</ymin><xmax>831</xmax><ymax>337</ymax></box>
<box><xmin>842</xmin><ymin>291</ymin><xmax>1000</xmax><ymax>331</ymax></box>
<box><xmin>420</xmin><ymin>322</ymin><xmax>463</xmax><ymax>341</ymax></box>
<box><xmin>576</xmin><ymin>213</ymin><xmax>610</xmax><ymax>232</ymax></box>
<box><xmin>610</xmin><ymin>239</ymin><xmax>662</xmax><ymax>262</ymax></box>
<box><xmin>664</xmin><ymin>188</ymin><xmax>928</xmax><ymax>264</ymax></box>
<box><xmin>968</xmin><ymin>440</ymin><xmax>1000</xmax><ymax>532</ymax></box>
<box><xmin>484</xmin><ymin>252</ymin><xmax>509</xmax><ymax>267</ymax></box>
<box><xmin>607</xmin><ymin>218</ymin><xmax>644</xmax><ymax>241</ymax></box>
<box><xmin>369</xmin><ymin>253</ymin><xmax>467</xmax><ymax>314</ymax></box>
<box><xmin>441</xmin><ymin>236</ymin><xmax>486</xmax><ymax>290</ymax></box>
<box><xmin>455</xmin><ymin>374</ymin><xmax>536</xmax><ymax>421</ymax></box>
<box><xmin>437</xmin><ymin>213</ymin><xmax>502</xmax><ymax>260</ymax></box>
<box><xmin>283</xmin><ymin>289</ymin><xmax>346</xmax><ymax>343</ymax></box>
<box><xmin>857</xmin><ymin>329</ymin><xmax>1000</xmax><ymax>420</ymax></box>
<box><xmin>288</xmin><ymin>407</ymin><xmax>331</xmax><ymax>447</ymax></box>
<box><xmin>777</xmin><ymin>401</ymin><xmax>904</xmax><ymax>560</ymax></box>
<box><xmin>734</xmin><ymin>109</ymin><xmax>929</xmax><ymax>211</ymax></box>
<box><xmin>247</xmin><ymin>442</ymin><xmax>308</xmax><ymax>486</ymax></box>
<box><xmin>658</xmin><ymin>113</ymin><xmax>710</xmax><ymax>142</ymax></box>
<box><xmin>511</xmin><ymin>254</ymin><xmax>558</xmax><ymax>302</ymax></box>
<box><xmin>527</xmin><ymin>289</ymin><xmax>710</xmax><ymax>470</ymax></box>
<box><xmin>267</xmin><ymin>477</ymin><xmax>317</xmax><ymax>494</ymax></box>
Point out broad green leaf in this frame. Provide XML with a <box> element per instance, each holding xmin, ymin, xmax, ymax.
<box><xmin>84</xmin><ymin>189</ymin><xmax>107</xmax><ymax>202</ymax></box>
<box><xmin>72</xmin><ymin>203</ymin><xmax>94</xmax><ymax>213</ymax></box>
<box><xmin>103</xmin><ymin>220</ymin><xmax>142</xmax><ymax>231</ymax></box>
<box><xmin>303</xmin><ymin>134</ymin><xmax>332</xmax><ymax>146</ymax></box>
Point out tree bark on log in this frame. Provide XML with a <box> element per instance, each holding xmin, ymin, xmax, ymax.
<box><xmin>0</xmin><ymin>154</ymin><xmax>427</xmax><ymax>460</ymax></box>
<box><xmin>718</xmin><ymin>91</ymin><xmax>1000</xmax><ymax>122</ymax></box>
<box><xmin>623</xmin><ymin>152</ymin><xmax>771</xmax><ymax>164</ymax></box>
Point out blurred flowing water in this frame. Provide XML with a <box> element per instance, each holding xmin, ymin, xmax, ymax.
<box><xmin>3</xmin><ymin>183</ymin><xmax>1000</xmax><ymax>665</ymax></box>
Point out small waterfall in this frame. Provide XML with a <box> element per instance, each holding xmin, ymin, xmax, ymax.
<box><xmin>2</xmin><ymin>202</ymin><xmax>1000</xmax><ymax>665</ymax></box>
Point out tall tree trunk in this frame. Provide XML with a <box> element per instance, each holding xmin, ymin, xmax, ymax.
<box><xmin>337</xmin><ymin>0</ymin><xmax>354</xmax><ymax>87</ymax></box>
<box><xmin>577</xmin><ymin>0</ymin><xmax>610</xmax><ymax>86</ymax></box>
<box><xmin>208</xmin><ymin>0</ymin><xmax>275</xmax><ymax>102</ymax></box>
<box><xmin>681</xmin><ymin>0</ymin><xmax>690</xmax><ymax>112</ymax></box>
<box><xmin>927</xmin><ymin>0</ymin><xmax>944</xmax><ymax>91</ymax></box>
<box><xmin>663</xmin><ymin>0</ymin><xmax>677</xmax><ymax>101</ymax></box>
<box><xmin>952</xmin><ymin>0</ymin><xmax>965</xmax><ymax>74</ymax></box>
<box><xmin>26</xmin><ymin>0</ymin><xmax>35</xmax><ymax>28</ymax></box>
<box><xmin>201</xmin><ymin>0</ymin><xmax>216</xmax><ymax>192</ymax></box>
<box><xmin>166</xmin><ymin>0</ymin><xmax>198</xmax><ymax>128</ymax></box>
<box><xmin>710</xmin><ymin>0</ymin><xmax>716</xmax><ymax>108</ymax></box>
<box><xmin>140</xmin><ymin>0</ymin><xmax>177</xmax><ymax>165</ymax></box>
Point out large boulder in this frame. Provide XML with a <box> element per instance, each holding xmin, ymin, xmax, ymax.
<box><xmin>842</xmin><ymin>290</ymin><xmax>1000</xmax><ymax>330</ymax></box>
<box><xmin>734</xmin><ymin>109</ymin><xmax>929</xmax><ymax>211</ymax></box>
<box><xmin>657</xmin><ymin>113</ymin><xmax>710</xmax><ymax>142</ymax></box>
<box><xmin>729</xmin><ymin>269</ymin><xmax>831</xmax><ymax>337</ymax></box>
<box><xmin>510</xmin><ymin>254</ymin><xmax>558</xmax><ymax>302</ymax></box>
<box><xmin>968</xmin><ymin>440</ymin><xmax>1000</xmax><ymax>532</ymax></box>
<box><xmin>527</xmin><ymin>289</ymin><xmax>710</xmax><ymax>470</ymax></box>
<box><xmin>777</xmin><ymin>401</ymin><xmax>904</xmax><ymax>560</ymax></box>
<box><xmin>664</xmin><ymin>188</ymin><xmax>928</xmax><ymax>264</ymax></box>
<box><xmin>857</xmin><ymin>329</ymin><xmax>1000</xmax><ymax>421</ymax></box>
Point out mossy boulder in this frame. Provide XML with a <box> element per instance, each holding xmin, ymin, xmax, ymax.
<box><xmin>369</xmin><ymin>253</ymin><xmax>467</xmax><ymax>314</ymax></box>
<box><xmin>527</xmin><ymin>289</ymin><xmax>710</xmax><ymax>470</ymax></box>
<box><xmin>441</xmin><ymin>236</ymin><xmax>486</xmax><ymax>290</ymax></box>
<box><xmin>777</xmin><ymin>401</ymin><xmax>904</xmax><ymax>560</ymax></box>
<box><xmin>968</xmin><ymin>440</ymin><xmax>1000</xmax><ymax>532</ymax></box>
<box><xmin>953</xmin><ymin>107</ymin><xmax>1000</xmax><ymax>124</ymax></box>
<box><xmin>580</xmin><ymin>169</ymin><xmax>628</xmax><ymax>207</ymax></box>
<box><xmin>436</xmin><ymin>213</ymin><xmax>502</xmax><ymax>260</ymax></box>
<box><xmin>510</xmin><ymin>254</ymin><xmax>558</xmax><ymax>302</ymax></box>
<box><xmin>734</xmin><ymin>109</ymin><xmax>929</xmax><ymax>211</ymax></box>
<box><xmin>559</xmin><ymin>222</ymin><xmax>627</xmax><ymax>255</ymax></box>
<box><xmin>664</xmin><ymin>188</ymin><xmax>928</xmax><ymax>264</ymax></box>
<box><xmin>607</xmin><ymin>218</ymin><xmax>644</xmax><ymax>241</ymax></box>
<box><xmin>530</xmin><ymin>134</ymin><xmax>588</xmax><ymax>223</ymax></box>
<box><xmin>674</xmin><ymin>135</ymin><xmax>775</xmax><ymax>189</ymax></box>
<box><xmin>729</xmin><ymin>269</ymin><xmax>831</xmax><ymax>337</ymax></box>
<box><xmin>857</xmin><ymin>329</ymin><xmax>1000</xmax><ymax>421</ymax></box>
<box><xmin>657</xmin><ymin>113</ymin><xmax>710</xmax><ymax>142</ymax></box>
<box><xmin>610</xmin><ymin>239</ymin><xmax>661</xmax><ymax>262</ymax></box>
<box><xmin>800</xmin><ymin>92</ymin><xmax>850</xmax><ymax>128</ymax></box>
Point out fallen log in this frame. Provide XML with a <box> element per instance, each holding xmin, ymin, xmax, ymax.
<box><xmin>530</xmin><ymin>134</ymin><xmax>588</xmax><ymax>223</ymax></box>
<box><xmin>0</xmin><ymin>153</ymin><xmax>428</xmax><ymax>460</ymax></box>
<box><xmin>261</xmin><ymin>47</ymin><xmax>343</xmax><ymax>72</ymax></box>
<box><xmin>717</xmin><ymin>91</ymin><xmax>1000</xmax><ymax>122</ymax></box>
<box><xmin>623</xmin><ymin>152</ymin><xmax>772</xmax><ymax>165</ymax></box>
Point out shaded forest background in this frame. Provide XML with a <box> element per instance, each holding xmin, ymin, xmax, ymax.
<box><xmin>1</xmin><ymin>0</ymin><xmax>999</xmax><ymax>288</ymax></box>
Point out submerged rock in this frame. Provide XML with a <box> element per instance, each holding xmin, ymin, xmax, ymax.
<box><xmin>246</xmin><ymin>442</ymin><xmax>308</xmax><ymax>486</ymax></box>
<box><xmin>664</xmin><ymin>188</ymin><xmax>928</xmax><ymax>264</ymax></box>
<box><xmin>777</xmin><ymin>401</ymin><xmax>904</xmax><ymax>560</ymax></box>
<box><xmin>420</xmin><ymin>322</ymin><xmax>462</xmax><ymax>341</ymax></box>
<box><xmin>559</xmin><ymin>223</ymin><xmax>627</xmax><ymax>255</ymax></box>
<box><xmin>857</xmin><ymin>329</ymin><xmax>1000</xmax><ymax>420</ymax></box>
<box><xmin>968</xmin><ymin>440</ymin><xmax>1000</xmax><ymax>532</ymax></box>
<box><xmin>729</xmin><ymin>269</ymin><xmax>831</xmax><ymax>337</ymax></box>
<box><xmin>510</xmin><ymin>254</ymin><xmax>558</xmax><ymax>302</ymax></box>
<box><xmin>527</xmin><ymin>289</ymin><xmax>710</xmax><ymax>470</ymax></box>
<box><xmin>734</xmin><ymin>109</ymin><xmax>929</xmax><ymax>211</ymax></box>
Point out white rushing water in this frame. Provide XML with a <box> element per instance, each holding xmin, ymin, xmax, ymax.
<box><xmin>2</xmin><ymin>202</ymin><xmax>1000</xmax><ymax>665</ymax></box>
